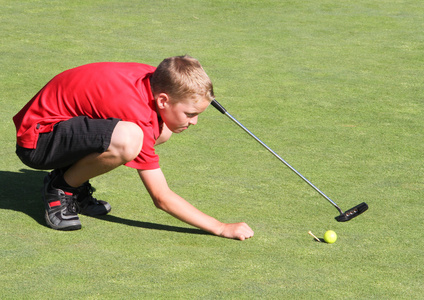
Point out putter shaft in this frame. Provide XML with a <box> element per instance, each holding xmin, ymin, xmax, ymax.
<box><xmin>211</xmin><ymin>100</ymin><xmax>343</xmax><ymax>214</ymax></box>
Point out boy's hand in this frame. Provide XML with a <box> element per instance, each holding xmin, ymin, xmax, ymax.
<box><xmin>219</xmin><ymin>222</ymin><xmax>254</xmax><ymax>241</ymax></box>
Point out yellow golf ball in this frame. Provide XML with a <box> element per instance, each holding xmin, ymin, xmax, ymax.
<box><xmin>324</xmin><ymin>230</ymin><xmax>337</xmax><ymax>244</ymax></box>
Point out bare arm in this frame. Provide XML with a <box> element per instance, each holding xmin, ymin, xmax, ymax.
<box><xmin>137</xmin><ymin>168</ymin><xmax>254</xmax><ymax>240</ymax></box>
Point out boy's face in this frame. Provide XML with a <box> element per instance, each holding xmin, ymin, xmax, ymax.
<box><xmin>157</xmin><ymin>94</ymin><xmax>210</xmax><ymax>133</ymax></box>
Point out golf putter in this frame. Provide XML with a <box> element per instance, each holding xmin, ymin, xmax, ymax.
<box><xmin>211</xmin><ymin>99</ymin><xmax>368</xmax><ymax>222</ymax></box>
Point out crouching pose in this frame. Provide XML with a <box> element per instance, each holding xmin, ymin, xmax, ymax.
<box><xmin>13</xmin><ymin>55</ymin><xmax>254</xmax><ymax>241</ymax></box>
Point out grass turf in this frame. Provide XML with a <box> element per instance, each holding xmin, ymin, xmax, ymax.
<box><xmin>1</xmin><ymin>0</ymin><xmax>423</xmax><ymax>298</ymax></box>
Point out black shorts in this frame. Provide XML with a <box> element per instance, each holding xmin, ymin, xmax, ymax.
<box><xmin>16</xmin><ymin>116</ymin><xmax>120</xmax><ymax>170</ymax></box>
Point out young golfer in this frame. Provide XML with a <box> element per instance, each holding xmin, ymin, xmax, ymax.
<box><xmin>13</xmin><ymin>55</ymin><xmax>254</xmax><ymax>240</ymax></box>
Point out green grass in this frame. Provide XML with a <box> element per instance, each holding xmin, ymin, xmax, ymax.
<box><xmin>1</xmin><ymin>0</ymin><xmax>423</xmax><ymax>298</ymax></box>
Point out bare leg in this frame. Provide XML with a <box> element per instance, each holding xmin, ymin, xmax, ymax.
<box><xmin>63</xmin><ymin>121</ymin><xmax>143</xmax><ymax>187</ymax></box>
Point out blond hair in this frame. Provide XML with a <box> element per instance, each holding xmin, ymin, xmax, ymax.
<box><xmin>150</xmin><ymin>55</ymin><xmax>214</xmax><ymax>103</ymax></box>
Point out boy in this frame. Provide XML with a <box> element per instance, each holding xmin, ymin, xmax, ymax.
<box><xmin>13</xmin><ymin>55</ymin><xmax>254</xmax><ymax>241</ymax></box>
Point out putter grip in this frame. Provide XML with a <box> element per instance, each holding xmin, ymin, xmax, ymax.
<box><xmin>211</xmin><ymin>99</ymin><xmax>227</xmax><ymax>114</ymax></box>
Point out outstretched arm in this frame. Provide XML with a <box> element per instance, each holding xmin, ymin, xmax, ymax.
<box><xmin>138</xmin><ymin>168</ymin><xmax>254</xmax><ymax>240</ymax></box>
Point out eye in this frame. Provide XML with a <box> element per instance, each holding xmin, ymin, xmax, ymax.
<box><xmin>186</xmin><ymin>113</ymin><xmax>198</xmax><ymax>118</ymax></box>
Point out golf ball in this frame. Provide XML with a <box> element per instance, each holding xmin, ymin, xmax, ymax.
<box><xmin>324</xmin><ymin>230</ymin><xmax>337</xmax><ymax>244</ymax></box>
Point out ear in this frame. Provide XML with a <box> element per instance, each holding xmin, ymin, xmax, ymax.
<box><xmin>156</xmin><ymin>93</ymin><xmax>170</xmax><ymax>110</ymax></box>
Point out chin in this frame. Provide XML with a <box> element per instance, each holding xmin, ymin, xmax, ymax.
<box><xmin>177</xmin><ymin>127</ymin><xmax>188</xmax><ymax>133</ymax></box>
<box><xmin>171</xmin><ymin>128</ymin><xmax>184</xmax><ymax>133</ymax></box>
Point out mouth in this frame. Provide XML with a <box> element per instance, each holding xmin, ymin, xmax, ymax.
<box><xmin>175</xmin><ymin>126</ymin><xmax>189</xmax><ymax>133</ymax></box>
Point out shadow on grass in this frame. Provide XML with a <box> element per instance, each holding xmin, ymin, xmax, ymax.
<box><xmin>0</xmin><ymin>169</ymin><xmax>210</xmax><ymax>236</ymax></box>
<box><xmin>93</xmin><ymin>214</ymin><xmax>211</xmax><ymax>236</ymax></box>
<box><xmin>0</xmin><ymin>169</ymin><xmax>47</xmax><ymax>227</ymax></box>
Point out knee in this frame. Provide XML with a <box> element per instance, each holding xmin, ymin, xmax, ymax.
<box><xmin>109</xmin><ymin>121</ymin><xmax>144</xmax><ymax>163</ymax></box>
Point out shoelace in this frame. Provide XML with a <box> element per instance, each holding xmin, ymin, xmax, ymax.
<box><xmin>61</xmin><ymin>190</ymin><xmax>78</xmax><ymax>213</ymax></box>
<box><xmin>76</xmin><ymin>182</ymin><xmax>99</xmax><ymax>208</ymax></box>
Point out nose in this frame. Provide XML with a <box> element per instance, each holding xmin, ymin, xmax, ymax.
<box><xmin>189</xmin><ymin>116</ymin><xmax>198</xmax><ymax>126</ymax></box>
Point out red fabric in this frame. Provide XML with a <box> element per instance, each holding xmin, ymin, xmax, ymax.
<box><xmin>13</xmin><ymin>62</ymin><xmax>162</xmax><ymax>170</ymax></box>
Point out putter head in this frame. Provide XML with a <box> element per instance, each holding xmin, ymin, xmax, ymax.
<box><xmin>335</xmin><ymin>202</ymin><xmax>368</xmax><ymax>222</ymax></box>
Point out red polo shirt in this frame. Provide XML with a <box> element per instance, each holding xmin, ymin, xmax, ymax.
<box><xmin>13</xmin><ymin>62</ymin><xmax>162</xmax><ymax>170</ymax></box>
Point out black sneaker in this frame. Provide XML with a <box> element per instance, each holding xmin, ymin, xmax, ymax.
<box><xmin>46</xmin><ymin>170</ymin><xmax>112</xmax><ymax>217</ymax></box>
<box><xmin>75</xmin><ymin>182</ymin><xmax>112</xmax><ymax>216</ymax></box>
<box><xmin>42</xmin><ymin>173</ymin><xmax>81</xmax><ymax>231</ymax></box>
